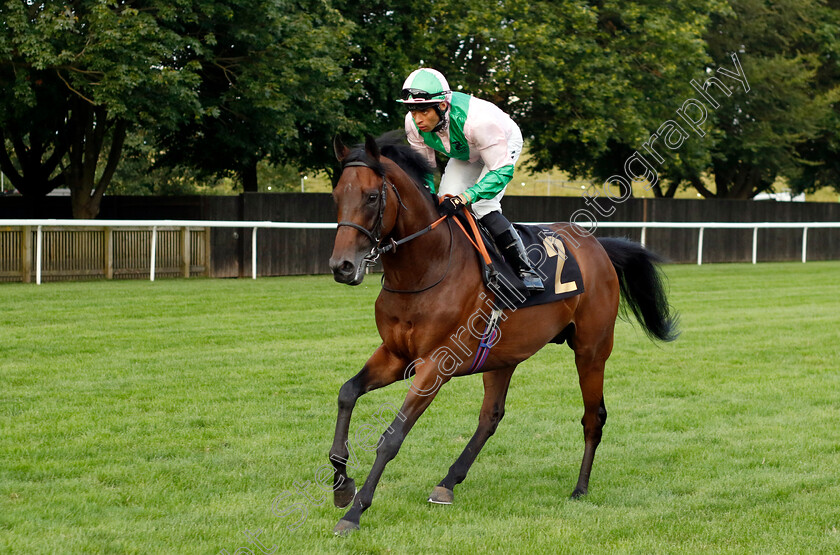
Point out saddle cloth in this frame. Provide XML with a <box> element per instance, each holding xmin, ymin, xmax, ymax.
<box><xmin>462</xmin><ymin>216</ymin><xmax>585</xmax><ymax>310</ymax></box>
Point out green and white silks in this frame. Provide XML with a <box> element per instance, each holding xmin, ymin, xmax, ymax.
<box><xmin>405</xmin><ymin>91</ymin><xmax>523</xmax><ymax>218</ymax></box>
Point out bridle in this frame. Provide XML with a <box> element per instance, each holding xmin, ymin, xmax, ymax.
<box><xmin>335</xmin><ymin>159</ymin><xmax>452</xmax><ymax>293</ymax></box>
<box><xmin>336</xmin><ymin>160</ymin><xmax>405</xmax><ymax>266</ymax></box>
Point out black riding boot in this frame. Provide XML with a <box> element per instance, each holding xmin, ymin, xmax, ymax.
<box><xmin>480</xmin><ymin>211</ymin><xmax>545</xmax><ymax>292</ymax></box>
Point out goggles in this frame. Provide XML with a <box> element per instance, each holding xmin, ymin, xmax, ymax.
<box><xmin>400</xmin><ymin>88</ymin><xmax>449</xmax><ymax>102</ymax></box>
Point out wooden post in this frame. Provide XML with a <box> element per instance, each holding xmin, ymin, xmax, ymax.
<box><xmin>204</xmin><ymin>227</ymin><xmax>212</xmax><ymax>277</ymax></box>
<box><xmin>104</xmin><ymin>227</ymin><xmax>114</xmax><ymax>279</ymax></box>
<box><xmin>251</xmin><ymin>226</ymin><xmax>258</xmax><ymax>279</ymax></box>
<box><xmin>20</xmin><ymin>226</ymin><xmax>32</xmax><ymax>283</ymax></box>
<box><xmin>180</xmin><ymin>226</ymin><xmax>190</xmax><ymax>278</ymax></box>
<box><xmin>35</xmin><ymin>225</ymin><xmax>42</xmax><ymax>284</ymax></box>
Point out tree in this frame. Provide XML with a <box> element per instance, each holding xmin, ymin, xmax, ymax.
<box><xmin>663</xmin><ymin>0</ymin><xmax>840</xmax><ymax>199</ymax></box>
<box><xmin>329</xmin><ymin>1</ymin><xmax>440</xmax><ymax>136</ymax></box>
<box><xmin>333</xmin><ymin>0</ymin><xmax>720</xmax><ymax>196</ymax></box>
<box><xmin>787</xmin><ymin>0</ymin><xmax>840</xmax><ymax>196</ymax></box>
<box><xmin>0</xmin><ymin>1</ymin><xmax>209</xmax><ymax>217</ymax></box>
<box><xmin>339</xmin><ymin>1</ymin><xmax>840</xmax><ymax>201</ymax></box>
<box><xmin>153</xmin><ymin>1</ymin><xmax>359</xmax><ymax>192</ymax></box>
<box><xmin>110</xmin><ymin>128</ymin><xmax>303</xmax><ymax>194</ymax></box>
<box><xmin>0</xmin><ymin>1</ymin><xmax>358</xmax><ymax>216</ymax></box>
<box><xmin>499</xmin><ymin>0</ymin><xmax>724</xmax><ymax>197</ymax></box>
<box><xmin>108</xmin><ymin>129</ymin><xmax>237</xmax><ymax>195</ymax></box>
<box><xmin>0</xmin><ymin>69</ymin><xmax>70</xmax><ymax>197</ymax></box>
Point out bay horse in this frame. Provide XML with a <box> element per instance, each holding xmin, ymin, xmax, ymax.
<box><xmin>328</xmin><ymin>133</ymin><xmax>678</xmax><ymax>534</ymax></box>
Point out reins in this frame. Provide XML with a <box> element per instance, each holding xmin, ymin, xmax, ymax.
<box><xmin>379</xmin><ymin>214</ymin><xmax>447</xmax><ymax>255</ymax></box>
<box><xmin>381</xmin><ymin>218</ymin><xmax>455</xmax><ymax>294</ymax></box>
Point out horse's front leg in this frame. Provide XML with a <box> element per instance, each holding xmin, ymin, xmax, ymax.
<box><xmin>334</xmin><ymin>362</ymin><xmax>448</xmax><ymax>534</ymax></box>
<box><xmin>330</xmin><ymin>346</ymin><xmax>406</xmax><ymax>508</ymax></box>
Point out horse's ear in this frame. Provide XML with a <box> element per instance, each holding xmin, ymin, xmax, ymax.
<box><xmin>364</xmin><ymin>133</ymin><xmax>380</xmax><ymax>161</ymax></box>
<box><xmin>333</xmin><ymin>135</ymin><xmax>350</xmax><ymax>162</ymax></box>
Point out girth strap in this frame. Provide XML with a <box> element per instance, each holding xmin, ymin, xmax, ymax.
<box><xmin>467</xmin><ymin>305</ymin><xmax>503</xmax><ymax>373</ymax></box>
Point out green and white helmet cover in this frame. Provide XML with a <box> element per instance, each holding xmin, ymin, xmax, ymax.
<box><xmin>396</xmin><ymin>68</ymin><xmax>451</xmax><ymax>105</ymax></box>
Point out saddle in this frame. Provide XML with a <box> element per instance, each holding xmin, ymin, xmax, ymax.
<box><xmin>453</xmin><ymin>212</ymin><xmax>584</xmax><ymax>310</ymax></box>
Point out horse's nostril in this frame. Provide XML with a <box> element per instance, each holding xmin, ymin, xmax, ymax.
<box><xmin>330</xmin><ymin>259</ymin><xmax>355</xmax><ymax>278</ymax></box>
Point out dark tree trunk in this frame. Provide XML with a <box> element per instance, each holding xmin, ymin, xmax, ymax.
<box><xmin>709</xmin><ymin>161</ymin><xmax>775</xmax><ymax>199</ymax></box>
<box><xmin>0</xmin><ymin>128</ymin><xmax>68</xmax><ymax>197</ymax></box>
<box><xmin>67</xmin><ymin>98</ymin><xmax>130</xmax><ymax>219</ymax></box>
<box><xmin>240</xmin><ymin>160</ymin><xmax>259</xmax><ymax>192</ymax></box>
<box><xmin>689</xmin><ymin>174</ymin><xmax>716</xmax><ymax>198</ymax></box>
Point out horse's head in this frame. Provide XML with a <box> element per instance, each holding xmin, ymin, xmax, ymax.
<box><xmin>329</xmin><ymin>134</ymin><xmax>399</xmax><ymax>285</ymax></box>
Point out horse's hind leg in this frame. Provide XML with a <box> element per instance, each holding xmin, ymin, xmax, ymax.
<box><xmin>571</xmin><ymin>330</ymin><xmax>613</xmax><ymax>498</ymax></box>
<box><xmin>330</xmin><ymin>345</ymin><xmax>406</xmax><ymax>508</ymax></box>
<box><xmin>429</xmin><ymin>366</ymin><xmax>516</xmax><ymax>505</ymax></box>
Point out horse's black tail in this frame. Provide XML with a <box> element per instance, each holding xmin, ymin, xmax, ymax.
<box><xmin>598</xmin><ymin>237</ymin><xmax>680</xmax><ymax>342</ymax></box>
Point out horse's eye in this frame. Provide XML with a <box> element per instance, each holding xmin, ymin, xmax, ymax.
<box><xmin>366</xmin><ymin>192</ymin><xmax>379</xmax><ymax>205</ymax></box>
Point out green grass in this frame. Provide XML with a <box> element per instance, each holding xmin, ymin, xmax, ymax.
<box><xmin>1</xmin><ymin>262</ymin><xmax>839</xmax><ymax>554</ymax></box>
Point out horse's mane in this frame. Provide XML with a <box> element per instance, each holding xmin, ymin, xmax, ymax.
<box><xmin>341</xmin><ymin>131</ymin><xmax>437</xmax><ymax>203</ymax></box>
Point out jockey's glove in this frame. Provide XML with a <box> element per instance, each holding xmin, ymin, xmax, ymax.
<box><xmin>440</xmin><ymin>194</ymin><xmax>469</xmax><ymax>216</ymax></box>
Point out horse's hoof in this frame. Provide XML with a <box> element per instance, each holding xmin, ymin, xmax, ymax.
<box><xmin>334</xmin><ymin>519</ymin><xmax>360</xmax><ymax>536</ymax></box>
<box><xmin>428</xmin><ymin>486</ymin><xmax>454</xmax><ymax>505</ymax></box>
<box><xmin>570</xmin><ymin>487</ymin><xmax>587</xmax><ymax>499</ymax></box>
<box><xmin>333</xmin><ymin>479</ymin><xmax>356</xmax><ymax>508</ymax></box>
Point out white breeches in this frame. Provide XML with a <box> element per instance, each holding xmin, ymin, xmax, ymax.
<box><xmin>437</xmin><ymin>132</ymin><xmax>523</xmax><ymax>219</ymax></box>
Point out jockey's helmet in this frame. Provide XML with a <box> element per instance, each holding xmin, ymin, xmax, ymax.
<box><xmin>396</xmin><ymin>68</ymin><xmax>451</xmax><ymax>110</ymax></box>
<box><xmin>397</xmin><ymin>68</ymin><xmax>451</xmax><ymax>132</ymax></box>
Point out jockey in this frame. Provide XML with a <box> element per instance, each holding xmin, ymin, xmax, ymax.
<box><xmin>397</xmin><ymin>67</ymin><xmax>544</xmax><ymax>292</ymax></box>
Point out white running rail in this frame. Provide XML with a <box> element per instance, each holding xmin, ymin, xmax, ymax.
<box><xmin>2</xmin><ymin>219</ymin><xmax>838</xmax><ymax>284</ymax></box>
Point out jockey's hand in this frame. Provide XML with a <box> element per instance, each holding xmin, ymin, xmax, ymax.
<box><xmin>440</xmin><ymin>194</ymin><xmax>468</xmax><ymax>216</ymax></box>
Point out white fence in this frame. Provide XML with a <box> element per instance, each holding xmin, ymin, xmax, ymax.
<box><xmin>0</xmin><ymin>219</ymin><xmax>332</xmax><ymax>284</ymax></box>
<box><xmin>562</xmin><ymin>221</ymin><xmax>840</xmax><ymax>265</ymax></box>
<box><xmin>1</xmin><ymin>219</ymin><xmax>839</xmax><ymax>284</ymax></box>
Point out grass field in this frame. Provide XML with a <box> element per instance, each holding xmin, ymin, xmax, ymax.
<box><xmin>2</xmin><ymin>261</ymin><xmax>839</xmax><ymax>554</ymax></box>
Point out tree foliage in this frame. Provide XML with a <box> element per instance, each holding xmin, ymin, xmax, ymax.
<box><xmin>2</xmin><ymin>0</ymin><xmax>839</xmax><ymax>214</ymax></box>
<box><xmin>334</xmin><ymin>0</ymin><xmax>721</xmax><ymax>187</ymax></box>
<box><xmin>0</xmin><ymin>0</ymin><xmax>357</xmax><ymax>216</ymax></box>
<box><xmin>0</xmin><ymin>0</ymin><xmax>206</xmax><ymax>217</ymax></box>
<box><xmin>786</xmin><ymin>0</ymin><xmax>840</xmax><ymax>195</ymax></box>
<box><xmin>152</xmin><ymin>0</ymin><xmax>358</xmax><ymax>192</ymax></box>
<box><xmin>337</xmin><ymin>0</ymin><xmax>840</xmax><ymax>199</ymax></box>
<box><xmin>660</xmin><ymin>0</ymin><xmax>840</xmax><ymax>198</ymax></box>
